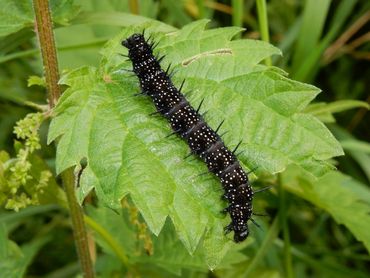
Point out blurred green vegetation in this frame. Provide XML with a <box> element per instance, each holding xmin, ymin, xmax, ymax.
<box><xmin>0</xmin><ymin>0</ymin><xmax>369</xmax><ymax>277</ymax></box>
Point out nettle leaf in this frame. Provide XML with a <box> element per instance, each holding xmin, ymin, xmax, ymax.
<box><xmin>48</xmin><ymin>20</ymin><xmax>343</xmax><ymax>268</ymax></box>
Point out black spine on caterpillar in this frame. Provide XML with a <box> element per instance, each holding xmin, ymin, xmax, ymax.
<box><xmin>122</xmin><ymin>33</ymin><xmax>254</xmax><ymax>242</ymax></box>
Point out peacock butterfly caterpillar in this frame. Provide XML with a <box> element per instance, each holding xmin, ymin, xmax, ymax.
<box><xmin>122</xmin><ymin>32</ymin><xmax>259</xmax><ymax>242</ymax></box>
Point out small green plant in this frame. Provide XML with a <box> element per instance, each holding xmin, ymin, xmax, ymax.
<box><xmin>0</xmin><ymin>113</ymin><xmax>52</xmax><ymax>211</ymax></box>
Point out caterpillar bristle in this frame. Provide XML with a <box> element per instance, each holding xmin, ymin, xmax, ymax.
<box><xmin>253</xmin><ymin>212</ymin><xmax>268</xmax><ymax>217</ymax></box>
<box><xmin>246</xmin><ymin>167</ymin><xmax>258</xmax><ymax>175</ymax></box>
<box><xmin>166</xmin><ymin>129</ymin><xmax>182</xmax><ymax>138</ymax></box>
<box><xmin>149</xmin><ymin>110</ymin><xmax>162</xmax><ymax>116</ymax></box>
<box><xmin>215</xmin><ymin>120</ymin><xmax>225</xmax><ymax>133</ymax></box>
<box><xmin>165</xmin><ymin>63</ymin><xmax>172</xmax><ymax>75</ymax></box>
<box><xmin>157</xmin><ymin>55</ymin><xmax>166</xmax><ymax>64</ymax></box>
<box><xmin>196</xmin><ymin>98</ymin><xmax>205</xmax><ymax>114</ymax></box>
<box><xmin>232</xmin><ymin>140</ymin><xmax>243</xmax><ymax>154</ymax></box>
<box><xmin>121</xmin><ymin>68</ymin><xmax>134</xmax><ymax>73</ymax></box>
<box><xmin>184</xmin><ymin>152</ymin><xmax>193</xmax><ymax>159</ymax></box>
<box><xmin>219</xmin><ymin>131</ymin><xmax>229</xmax><ymax>138</ymax></box>
<box><xmin>151</xmin><ymin>41</ymin><xmax>160</xmax><ymax>50</ymax></box>
<box><xmin>250</xmin><ymin>218</ymin><xmax>261</xmax><ymax>229</ymax></box>
<box><xmin>178</xmin><ymin>79</ymin><xmax>186</xmax><ymax>93</ymax></box>
<box><xmin>254</xmin><ymin>186</ymin><xmax>272</xmax><ymax>193</ymax></box>
<box><xmin>197</xmin><ymin>171</ymin><xmax>210</xmax><ymax>177</ymax></box>
<box><xmin>146</xmin><ymin>34</ymin><xmax>152</xmax><ymax>44</ymax></box>
<box><xmin>133</xmin><ymin>91</ymin><xmax>147</xmax><ymax>97</ymax></box>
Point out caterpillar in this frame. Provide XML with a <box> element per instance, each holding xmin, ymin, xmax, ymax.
<box><xmin>122</xmin><ymin>32</ymin><xmax>256</xmax><ymax>242</ymax></box>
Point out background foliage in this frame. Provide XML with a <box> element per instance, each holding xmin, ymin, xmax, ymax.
<box><xmin>0</xmin><ymin>0</ymin><xmax>369</xmax><ymax>277</ymax></box>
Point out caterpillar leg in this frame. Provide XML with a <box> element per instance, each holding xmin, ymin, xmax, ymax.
<box><xmin>224</xmin><ymin>223</ymin><xmax>233</xmax><ymax>235</ymax></box>
<box><xmin>221</xmin><ymin>206</ymin><xmax>230</xmax><ymax>214</ymax></box>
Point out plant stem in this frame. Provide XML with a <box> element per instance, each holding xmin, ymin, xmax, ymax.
<box><xmin>32</xmin><ymin>0</ymin><xmax>94</xmax><ymax>277</ymax></box>
<box><xmin>278</xmin><ymin>174</ymin><xmax>293</xmax><ymax>278</ymax></box>
<box><xmin>232</xmin><ymin>0</ymin><xmax>243</xmax><ymax>38</ymax></box>
<box><xmin>256</xmin><ymin>0</ymin><xmax>272</xmax><ymax>66</ymax></box>
<box><xmin>242</xmin><ymin>216</ymin><xmax>280</xmax><ymax>276</ymax></box>
<box><xmin>84</xmin><ymin>215</ymin><xmax>130</xmax><ymax>267</ymax></box>
<box><xmin>62</xmin><ymin>169</ymin><xmax>95</xmax><ymax>278</ymax></box>
<box><xmin>129</xmin><ymin>0</ymin><xmax>139</xmax><ymax>15</ymax></box>
<box><xmin>232</xmin><ymin>0</ymin><xmax>243</xmax><ymax>27</ymax></box>
<box><xmin>32</xmin><ymin>0</ymin><xmax>60</xmax><ymax>108</ymax></box>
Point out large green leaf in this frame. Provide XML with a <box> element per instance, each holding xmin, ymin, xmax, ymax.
<box><xmin>48</xmin><ymin>20</ymin><xmax>343</xmax><ymax>267</ymax></box>
<box><xmin>282</xmin><ymin>166</ymin><xmax>370</xmax><ymax>253</ymax></box>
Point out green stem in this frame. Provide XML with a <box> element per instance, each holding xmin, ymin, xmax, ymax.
<box><xmin>61</xmin><ymin>169</ymin><xmax>95</xmax><ymax>278</ymax></box>
<box><xmin>195</xmin><ymin>0</ymin><xmax>206</xmax><ymax>19</ymax></box>
<box><xmin>232</xmin><ymin>0</ymin><xmax>244</xmax><ymax>38</ymax></box>
<box><xmin>279</xmin><ymin>174</ymin><xmax>293</xmax><ymax>278</ymax></box>
<box><xmin>32</xmin><ymin>0</ymin><xmax>94</xmax><ymax>277</ymax></box>
<box><xmin>84</xmin><ymin>215</ymin><xmax>130</xmax><ymax>267</ymax></box>
<box><xmin>274</xmin><ymin>239</ymin><xmax>369</xmax><ymax>278</ymax></box>
<box><xmin>256</xmin><ymin>0</ymin><xmax>272</xmax><ymax>66</ymax></box>
<box><xmin>242</xmin><ymin>215</ymin><xmax>280</xmax><ymax>276</ymax></box>
<box><xmin>129</xmin><ymin>0</ymin><xmax>139</xmax><ymax>14</ymax></box>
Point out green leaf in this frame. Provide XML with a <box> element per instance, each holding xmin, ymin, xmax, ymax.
<box><xmin>27</xmin><ymin>75</ymin><xmax>46</xmax><ymax>87</ymax></box>
<box><xmin>292</xmin><ymin>0</ymin><xmax>359</xmax><ymax>82</ymax></box>
<box><xmin>138</xmin><ymin>220</ymin><xmax>209</xmax><ymax>275</ymax></box>
<box><xmin>305</xmin><ymin>100</ymin><xmax>370</xmax><ymax>123</ymax></box>
<box><xmin>160</xmin><ymin>0</ymin><xmax>192</xmax><ymax>26</ymax></box>
<box><xmin>291</xmin><ymin>0</ymin><xmax>331</xmax><ymax>73</ymax></box>
<box><xmin>340</xmin><ymin>139</ymin><xmax>370</xmax><ymax>154</ymax></box>
<box><xmin>0</xmin><ymin>0</ymin><xmax>80</xmax><ymax>37</ymax></box>
<box><xmin>0</xmin><ymin>1</ymin><xmax>33</xmax><ymax>37</ymax></box>
<box><xmin>74</xmin><ymin>11</ymin><xmax>176</xmax><ymax>32</ymax></box>
<box><xmin>49</xmin><ymin>21</ymin><xmax>343</xmax><ymax>267</ymax></box>
<box><xmin>0</xmin><ymin>224</ymin><xmax>49</xmax><ymax>278</ymax></box>
<box><xmin>87</xmin><ymin>206</ymin><xmax>247</xmax><ymax>274</ymax></box>
<box><xmin>330</xmin><ymin>125</ymin><xmax>370</xmax><ymax>181</ymax></box>
<box><xmin>0</xmin><ymin>204</ymin><xmax>59</xmax><ymax>224</ymax></box>
<box><xmin>85</xmin><ymin>206</ymin><xmax>137</xmax><ymax>261</ymax></box>
<box><xmin>50</xmin><ymin>0</ymin><xmax>80</xmax><ymax>26</ymax></box>
<box><xmin>282</xmin><ymin>166</ymin><xmax>370</xmax><ymax>253</ymax></box>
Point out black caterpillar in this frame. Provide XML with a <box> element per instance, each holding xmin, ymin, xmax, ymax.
<box><xmin>122</xmin><ymin>32</ymin><xmax>256</xmax><ymax>242</ymax></box>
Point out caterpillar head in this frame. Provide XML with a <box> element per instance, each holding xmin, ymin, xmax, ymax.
<box><xmin>234</xmin><ymin>226</ymin><xmax>249</xmax><ymax>243</ymax></box>
<box><xmin>122</xmin><ymin>33</ymin><xmax>152</xmax><ymax>59</ymax></box>
<box><xmin>122</xmin><ymin>33</ymin><xmax>144</xmax><ymax>49</ymax></box>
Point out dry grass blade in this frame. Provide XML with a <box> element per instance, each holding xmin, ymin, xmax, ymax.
<box><xmin>324</xmin><ymin>10</ymin><xmax>370</xmax><ymax>63</ymax></box>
